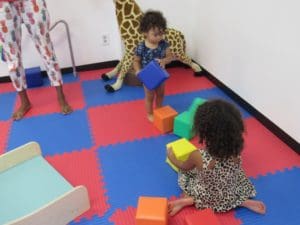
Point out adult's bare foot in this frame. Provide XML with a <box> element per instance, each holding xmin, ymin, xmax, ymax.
<box><xmin>241</xmin><ymin>199</ymin><xmax>266</xmax><ymax>214</ymax></box>
<box><xmin>56</xmin><ymin>86</ymin><xmax>73</xmax><ymax>115</ymax></box>
<box><xmin>60</xmin><ymin>101</ymin><xmax>73</xmax><ymax>115</ymax></box>
<box><xmin>12</xmin><ymin>103</ymin><xmax>32</xmax><ymax>121</ymax></box>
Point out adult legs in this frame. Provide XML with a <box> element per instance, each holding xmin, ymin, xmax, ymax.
<box><xmin>22</xmin><ymin>0</ymin><xmax>72</xmax><ymax>114</ymax></box>
<box><xmin>0</xmin><ymin>1</ymin><xmax>33</xmax><ymax>120</ymax></box>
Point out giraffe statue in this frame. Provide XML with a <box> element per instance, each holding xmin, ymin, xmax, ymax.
<box><xmin>102</xmin><ymin>0</ymin><xmax>203</xmax><ymax>92</ymax></box>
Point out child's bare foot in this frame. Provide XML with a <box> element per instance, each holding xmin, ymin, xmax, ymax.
<box><xmin>168</xmin><ymin>198</ymin><xmax>194</xmax><ymax>216</ymax></box>
<box><xmin>168</xmin><ymin>200</ymin><xmax>184</xmax><ymax>216</ymax></box>
<box><xmin>147</xmin><ymin>114</ymin><xmax>154</xmax><ymax>122</ymax></box>
<box><xmin>12</xmin><ymin>103</ymin><xmax>32</xmax><ymax>121</ymax></box>
<box><xmin>241</xmin><ymin>199</ymin><xmax>266</xmax><ymax>214</ymax></box>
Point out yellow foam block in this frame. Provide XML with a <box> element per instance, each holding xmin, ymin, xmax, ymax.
<box><xmin>166</xmin><ymin>138</ymin><xmax>197</xmax><ymax>172</ymax></box>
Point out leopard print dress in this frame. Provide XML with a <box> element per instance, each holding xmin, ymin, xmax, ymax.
<box><xmin>178</xmin><ymin>149</ymin><xmax>256</xmax><ymax>212</ymax></box>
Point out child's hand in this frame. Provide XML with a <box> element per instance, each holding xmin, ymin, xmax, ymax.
<box><xmin>156</xmin><ymin>59</ymin><xmax>166</xmax><ymax>68</ymax></box>
<box><xmin>167</xmin><ymin>146</ymin><xmax>176</xmax><ymax>161</ymax></box>
<box><xmin>135</xmin><ymin>70</ymin><xmax>141</xmax><ymax>76</ymax></box>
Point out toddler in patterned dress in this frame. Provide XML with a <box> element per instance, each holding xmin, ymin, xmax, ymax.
<box><xmin>133</xmin><ymin>10</ymin><xmax>173</xmax><ymax>122</ymax></box>
<box><xmin>167</xmin><ymin>99</ymin><xmax>266</xmax><ymax>216</ymax></box>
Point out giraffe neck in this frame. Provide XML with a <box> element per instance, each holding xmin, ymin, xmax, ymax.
<box><xmin>114</xmin><ymin>0</ymin><xmax>144</xmax><ymax>49</ymax></box>
<box><xmin>114</xmin><ymin>0</ymin><xmax>143</xmax><ymax>28</ymax></box>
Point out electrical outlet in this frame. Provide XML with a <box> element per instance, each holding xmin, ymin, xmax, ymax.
<box><xmin>101</xmin><ymin>34</ymin><xmax>110</xmax><ymax>46</ymax></box>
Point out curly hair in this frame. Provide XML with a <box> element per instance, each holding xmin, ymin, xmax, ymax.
<box><xmin>193</xmin><ymin>99</ymin><xmax>245</xmax><ymax>159</ymax></box>
<box><xmin>139</xmin><ymin>10</ymin><xmax>167</xmax><ymax>33</ymax></box>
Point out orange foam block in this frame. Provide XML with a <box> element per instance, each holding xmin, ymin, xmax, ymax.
<box><xmin>185</xmin><ymin>208</ymin><xmax>221</xmax><ymax>225</ymax></box>
<box><xmin>153</xmin><ymin>106</ymin><xmax>178</xmax><ymax>133</ymax></box>
<box><xmin>136</xmin><ymin>196</ymin><xmax>168</xmax><ymax>225</ymax></box>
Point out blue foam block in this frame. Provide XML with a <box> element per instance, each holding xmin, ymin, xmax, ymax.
<box><xmin>25</xmin><ymin>67</ymin><xmax>43</xmax><ymax>88</ymax></box>
<box><xmin>137</xmin><ymin>60</ymin><xmax>170</xmax><ymax>90</ymax></box>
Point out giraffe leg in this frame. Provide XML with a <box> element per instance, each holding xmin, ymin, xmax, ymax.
<box><xmin>101</xmin><ymin>61</ymin><xmax>122</xmax><ymax>81</ymax></box>
<box><xmin>104</xmin><ymin>52</ymin><xmax>133</xmax><ymax>92</ymax></box>
<box><xmin>104</xmin><ymin>73</ymin><xmax>124</xmax><ymax>92</ymax></box>
<box><xmin>176</xmin><ymin>52</ymin><xmax>204</xmax><ymax>76</ymax></box>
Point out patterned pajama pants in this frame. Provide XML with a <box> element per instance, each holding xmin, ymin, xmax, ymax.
<box><xmin>0</xmin><ymin>0</ymin><xmax>62</xmax><ymax>91</ymax></box>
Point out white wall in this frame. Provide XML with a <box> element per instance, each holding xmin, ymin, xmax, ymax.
<box><xmin>193</xmin><ymin>0</ymin><xmax>300</xmax><ymax>142</ymax></box>
<box><xmin>0</xmin><ymin>0</ymin><xmax>122</xmax><ymax>76</ymax></box>
<box><xmin>0</xmin><ymin>0</ymin><xmax>299</xmax><ymax>142</ymax></box>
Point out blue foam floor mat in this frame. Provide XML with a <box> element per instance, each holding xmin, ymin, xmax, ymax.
<box><xmin>0</xmin><ymin>92</ymin><xmax>16</xmax><ymax>121</ymax></box>
<box><xmin>82</xmin><ymin>79</ymin><xmax>144</xmax><ymax>107</ymax></box>
<box><xmin>235</xmin><ymin>167</ymin><xmax>300</xmax><ymax>225</ymax></box>
<box><xmin>7</xmin><ymin>110</ymin><xmax>93</xmax><ymax>155</ymax></box>
<box><xmin>98</xmin><ymin>134</ymin><xmax>181</xmax><ymax>211</ymax></box>
<box><xmin>1</xmin><ymin>70</ymin><xmax>298</xmax><ymax>225</ymax></box>
<box><xmin>43</xmin><ymin>72</ymin><xmax>79</xmax><ymax>86</ymax></box>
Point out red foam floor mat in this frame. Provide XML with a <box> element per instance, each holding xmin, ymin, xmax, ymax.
<box><xmin>79</xmin><ymin>68</ymin><xmax>115</xmax><ymax>81</ymax></box>
<box><xmin>46</xmin><ymin>147</ymin><xmax>109</xmax><ymax>220</ymax></box>
<box><xmin>14</xmin><ymin>82</ymin><xmax>85</xmax><ymax>118</ymax></box>
<box><xmin>0</xmin><ymin>121</ymin><xmax>11</xmax><ymax>155</ymax></box>
<box><xmin>88</xmin><ymin>100</ymin><xmax>162</xmax><ymax>147</ymax></box>
<box><xmin>79</xmin><ymin>67</ymin><xmax>215</xmax><ymax>95</ymax></box>
<box><xmin>242</xmin><ymin>117</ymin><xmax>300</xmax><ymax>178</ymax></box>
<box><xmin>165</xmin><ymin>68</ymin><xmax>215</xmax><ymax>95</ymax></box>
<box><xmin>0</xmin><ymin>82</ymin><xmax>14</xmax><ymax>94</ymax></box>
<box><xmin>110</xmin><ymin>206</ymin><xmax>241</xmax><ymax>225</ymax></box>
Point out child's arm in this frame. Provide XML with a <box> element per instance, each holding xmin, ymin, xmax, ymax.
<box><xmin>157</xmin><ymin>47</ymin><xmax>173</xmax><ymax>68</ymax></box>
<box><xmin>133</xmin><ymin>55</ymin><xmax>142</xmax><ymax>75</ymax></box>
<box><xmin>167</xmin><ymin>147</ymin><xmax>203</xmax><ymax>171</ymax></box>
